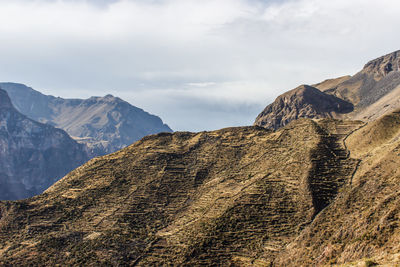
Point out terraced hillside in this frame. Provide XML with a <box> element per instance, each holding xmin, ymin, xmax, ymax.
<box><xmin>0</xmin><ymin>118</ymin><xmax>364</xmax><ymax>265</ymax></box>
<box><xmin>274</xmin><ymin>110</ymin><xmax>400</xmax><ymax>266</ymax></box>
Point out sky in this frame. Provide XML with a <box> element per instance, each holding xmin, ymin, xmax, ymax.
<box><xmin>0</xmin><ymin>0</ymin><xmax>399</xmax><ymax>131</ymax></box>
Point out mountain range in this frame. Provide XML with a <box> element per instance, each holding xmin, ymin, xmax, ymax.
<box><xmin>1</xmin><ymin>50</ymin><xmax>400</xmax><ymax>265</ymax></box>
<box><xmin>0</xmin><ymin>84</ymin><xmax>172</xmax><ymax>200</ymax></box>
<box><xmin>1</xmin><ymin>83</ymin><xmax>172</xmax><ymax>155</ymax></box>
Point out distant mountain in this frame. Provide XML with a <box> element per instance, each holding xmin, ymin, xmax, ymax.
<box><xmin>255</xmin><ymin>50</ymin><xmax>400</xmax><ymax>129</ymax></box>
<box><xmin>0</xmin><ymin>89</ymin><xmax>89</xmax><ymax>200</ymax></box>
<box><xmin>1</xmin><ymin>83</ymin><xmax>172</xmax><ymax>155</ymax></box>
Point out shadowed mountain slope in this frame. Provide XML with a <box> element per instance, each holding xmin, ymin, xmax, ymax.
<box><xmin>0</xmin><ymin>83</ymin><xmax>172</xmax><ymax>155</ymax></box>
<box><xmin>0</xmin><ymin>89</ymin><xmax>89</xmax><ymax>200</ymax></box>
<box><xmin>0</xmin><ymin>118</ymin><xmax>366</xmax><ymax>265</ymax></box>
<box><xmin>255</xmin><ymin>50</ymin><xmax>400</xmax><ymax>129</ymax></box>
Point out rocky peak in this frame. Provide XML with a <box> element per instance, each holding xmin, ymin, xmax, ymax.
<box><xmin>254</xmin><ymin>85</ymin><xmax>353</xmax><ymax>129</ymax></box>
<box><xmin>89</xmin><ymin>94</ymin><xmax>118</xmax><ymax>102</ymax></box>
<box><xmin>104</xmin><ymin>94</ymin><xmax>115</xmax><ymax>99</ymax></box>
<box><xmin>101</xmin><ymin>94</ymin><xmax>124</xmax><ymax>104</ymax></box>
<box><xmin>362</xmin><ymin>50</ymin><xmax>400</xmax><ymax>80</ymax></box>
<box><xmin>0</xmin><ymin>89</ymin><xmax>14</xmax><ymax>109</ymax></box>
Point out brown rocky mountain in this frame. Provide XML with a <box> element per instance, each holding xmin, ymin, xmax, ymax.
<box><xmin>0</xmin><ymin>89</ymin><xmax>89</xmax><ymax>200</ymax></box>
<box><xmin>254</xmin><ymin>84</ymin><xmax>353</xmax><ymax>129</ymax></box>
<box><xmin>255</xmin><ymin>50</ymin><xmax>400</xmax><ymax>129</ymax></box>
<box><xmin>0</xmin><ymin>83</ymin><xmax>172</xmax><ymax>156</ymax></box>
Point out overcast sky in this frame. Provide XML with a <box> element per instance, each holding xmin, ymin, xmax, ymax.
<box><xmin>0</xmin><ymin>0</ymin><xmax>399</xmax><ymax>131</ymax></box>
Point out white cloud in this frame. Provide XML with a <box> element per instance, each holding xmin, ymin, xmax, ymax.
<box><xmin>0</xmin><ymin>0</ymin><xmax>399</xmax><ymax>130</ymax></box>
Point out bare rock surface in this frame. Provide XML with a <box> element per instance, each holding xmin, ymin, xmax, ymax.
<box><xmin>254</xmin><ymin>84</ymin><xmax>353</xmax><ymax>129</ymax></box>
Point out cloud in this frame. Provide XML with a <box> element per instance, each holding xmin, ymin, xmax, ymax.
<box><xmin>0</xmin><ymin>0</ymin><xmax>399</xmax><ymax>130</ymax></box>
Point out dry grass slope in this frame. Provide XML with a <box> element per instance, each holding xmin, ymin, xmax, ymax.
<box><xmin>0</xmin><ymin>118</ymin><xmax>367</xmax><ymax>266</ymax></box>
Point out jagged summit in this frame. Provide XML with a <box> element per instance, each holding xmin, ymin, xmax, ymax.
<box><xmin>255</xmin><ymin>84</ymin><xmax>353</xmax><ymax>129</ymax></box>
<box><xmin>362</xmin><ymin>50</ymin><xmax>400</xmax><ymax>80</ymax></box>
<box><xmin>88</xmin><ymin>94</ymin><xmax>119</xmax><ymax>102</ymax></box>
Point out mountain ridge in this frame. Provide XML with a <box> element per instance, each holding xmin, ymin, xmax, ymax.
<box><xmin>255</xmin><ymin>50</ymin><xmax>400</xmax><ymax>130</ymax></box>
<box><xmin>0</xmin><ymin>82</ymin><xmax>172</xmax><ymax>155</ymax></box>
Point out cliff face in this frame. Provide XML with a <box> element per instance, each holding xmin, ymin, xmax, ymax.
<box><xmin>0</xmin><ymin>89</ymin><xmax>89</xmax><ymax>200</ymax></box>
<box><xmin>0</xmin><ymin>118</ymin><xmax>367</xmax><ymax>265</ymax></box>
<box><xmin>1</xmin><ymin>83</ymin><xmax>172</xmax><ymax>155</ymax></box>
<box><xmin>255</xmin><ymin>50</ymin><xmax>400</xmax><ymax>129</ymax></box>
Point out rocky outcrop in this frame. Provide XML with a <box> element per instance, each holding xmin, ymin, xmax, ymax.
<box><xmin>362</xmin><ymin>50</ymin><xmax>400</xmax><ymax>80</ymax></box>
<box><xmin>254</xmin><ymin>85</ymin><xmax>353</xmax><ymax>129</ymax></box>
<box><xmin>0</xmin><ymin>89</ymin><xmax>89</xmax><ymax>200</ymax></box>
<box><xmin>1</xmin><ymin>83</ymin><xmax>172</xmax><ymax>155</ymax></box>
